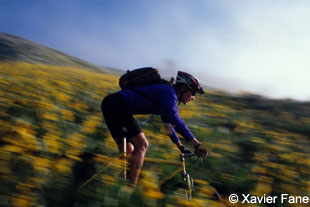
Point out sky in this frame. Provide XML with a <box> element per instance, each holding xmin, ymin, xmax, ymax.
<box><xmin>1</xmin><ymin>0</ymin><xmax>310</xmax><ymax>100</ymax></box>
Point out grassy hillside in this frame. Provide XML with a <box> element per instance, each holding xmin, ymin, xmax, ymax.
<box><xmin>0</xmin><ymin>32</ymin><xmax>121</xmax><ymax>74</ymax></box>
<box><xmin>0</xmin><ymin>61</ymin><xmax>309</xmax><ymax>207</ymax></box>
<box><xmin>0</xmin><ymin>33</ymin><xmax>309</xmax><ymax>207</ymax></box>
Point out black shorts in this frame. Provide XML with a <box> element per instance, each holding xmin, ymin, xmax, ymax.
<box><xmin>101</xmin><ymin>92</ymin><xmax>142</xmax><ymax>145</ymax></box>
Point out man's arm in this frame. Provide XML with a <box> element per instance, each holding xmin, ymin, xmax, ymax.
<box><xmin>191</xmin><ymin>137</ymin><xmax>200</xmax><ymax>147</ymax></box>
<box><xmin>177</xmin><ymin>138</ymin><xmax>208</xmax><ymax>157</ymax></box>
<box><xmin>175</xmin><ymin>138</ymin><xmax>199</xmax><ymax>148</ymax></box>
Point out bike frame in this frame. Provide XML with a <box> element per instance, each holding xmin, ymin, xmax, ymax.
<box><xmin>179</xmin><ymin>153</ymin><xmax>196</xmax><ymax>200</ymax></box>
<box><xmin>81</xmin><ymin>138</ymin><xmax>196</xmax><ymax>201</ymax></box>
<box><xmin>79</xmin><ymin>139</ymin><xmax>228</xmax><ymax>205</ymax></box>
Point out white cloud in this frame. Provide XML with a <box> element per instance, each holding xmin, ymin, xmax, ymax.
<box><xmin>225</xmin><ymin>1</ymin><xmax>310</xmax><ymax>100</ymax></box>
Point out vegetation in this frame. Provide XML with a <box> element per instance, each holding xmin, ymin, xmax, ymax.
<box><xmin>0</xmin><ymin>61</ymin><xmax>309</xmax><ymax>207</ymax></box>
<box><xmin>0</xmin><ymin>32</ymin><xmax>121</xmax><ymax>74</ymax></box>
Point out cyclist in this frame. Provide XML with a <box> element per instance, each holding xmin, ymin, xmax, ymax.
<box><xmin>101</xmin><ymin>70</ymin><xmax>208</xmax><ymax>185</ymax></box>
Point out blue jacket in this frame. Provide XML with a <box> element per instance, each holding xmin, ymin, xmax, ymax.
<box><xmin>119</xmin><ymin>84</ymin><xmax>194</xmax><ymax>143</ymax></box>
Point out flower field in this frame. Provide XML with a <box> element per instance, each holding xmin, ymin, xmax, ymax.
<box><xmin>0</xmin><ymin>61</ymin><xmax>309</xmax><ymax>207</ymax></box>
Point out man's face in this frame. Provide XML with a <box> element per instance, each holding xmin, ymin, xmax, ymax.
<box><xmin>182</xmin><ymin>90</ymin><xmax>195</xmax><ymax>104</ymax></box>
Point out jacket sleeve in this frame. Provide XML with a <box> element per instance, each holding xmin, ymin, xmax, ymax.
<box><xmin>160</xmin><ymin>88</ymin><xmax>195</xmax><ymax>142</ymax></box>
<box><xmin>159</xmin><ymin>120</ymin><xmax>180</xmax><ymax>143</ymax></box>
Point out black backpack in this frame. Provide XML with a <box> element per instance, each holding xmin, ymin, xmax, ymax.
<box><xmin>119</xmin><ymin>67</ymin><xmax>170</xmax><ymax>89</ymax></box>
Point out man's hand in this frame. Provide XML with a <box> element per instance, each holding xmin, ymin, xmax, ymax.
<box><xmin>194</xmin><ymin>144</ymin><xmax>208</xmax><ymax>157</ymax></box>
<box><xmin>178</xmin><ymin>145</ymin><xmax>193</xmax><ymax>154</ymax></box>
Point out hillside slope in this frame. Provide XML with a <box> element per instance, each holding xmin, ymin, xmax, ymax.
<box><xmin>0</xmin><ymin>32</ymin><xmax>121</xmax><ymax>74</ymax></box>
<box><xmin>0</xmin><ymin>33</ymin><xmax>309</xmax><ymax>207</ymax></box>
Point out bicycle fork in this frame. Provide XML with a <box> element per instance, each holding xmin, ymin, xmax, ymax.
<box><xmin>180</xmin><ymin>154</ymin><xmax>194</xmax><ymax>201</ymax></box>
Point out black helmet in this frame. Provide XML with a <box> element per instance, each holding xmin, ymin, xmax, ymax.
<box><xmin>176</xmin><ymin>71</ymin><xmax>204</xmax><ymax>94</ymax></box>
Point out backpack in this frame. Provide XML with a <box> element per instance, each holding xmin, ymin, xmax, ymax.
<box><xmin>119</xmin><ymin>67</ymin><xmax>170</xmax><ymax>89</ymax></box>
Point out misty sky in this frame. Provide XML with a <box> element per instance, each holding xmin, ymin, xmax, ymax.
<box><xmin>1</xmin><ymin>0</ymin><xmax>310</xmax><ymax>100</ymax></box>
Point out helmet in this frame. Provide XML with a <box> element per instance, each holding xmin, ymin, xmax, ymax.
<box><xmin>176</xmin><ymin>71</ymin><xmax>204</xmax><ymax>94</ymax></box>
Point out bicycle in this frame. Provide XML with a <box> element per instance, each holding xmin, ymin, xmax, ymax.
<box><xmin>78</xmin><ymin>138</ymin><xmax>224</xmax><ymax>204</ymax></box>
<box><xmin>146</xmin><ymin>152</ymin><xmax>199</xmax><ymax>201</ymax></box>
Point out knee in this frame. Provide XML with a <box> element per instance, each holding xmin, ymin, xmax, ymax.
<box><xmin>136</xmin><ymin>138</ymin><xmax>148</xmax><ymax>152</ymax></box>
<box><xmin>140</xmin><ymin>139</ymin><xmax>149</xmax><ymax>152</ymax></box>
<box><xmin>131</xmin><ymin>133</ymin><xmax>149</xmax><ymax>152</ymax></box>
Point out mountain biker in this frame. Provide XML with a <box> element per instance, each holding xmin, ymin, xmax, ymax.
<box><xmin>101</xmin><ymin>70</ymin><xmax>208</xmax><ymax>185</ymax></box>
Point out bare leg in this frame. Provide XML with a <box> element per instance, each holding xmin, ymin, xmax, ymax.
<box><xmin>127</xmin><ymin>132</ymin><xmax>149</xmax><ymax>185</ymax></box>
